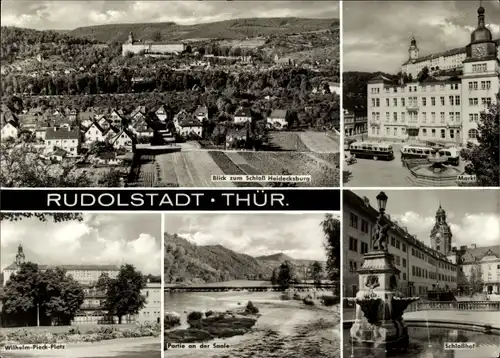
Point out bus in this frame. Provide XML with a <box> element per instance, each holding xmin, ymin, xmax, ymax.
<box><xmin>349</xmin><ymin>142</ymin><xmax>394</xmax><ymax>160</ymax></box>
<box><xmin>400</xmin><ymin>145</ymin><xmax>435</xmax><ymax>160</ymax></box>
<box><xmin>437</xmin><ymin>147</ymin><xmax>460</xmax><ymax>166</ymax></box>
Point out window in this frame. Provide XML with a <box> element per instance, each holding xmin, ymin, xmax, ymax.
<box><xmin>395</xmin><ymin>240</ymin><xmax>400</xmax><ymax>249</ymax></box>
<box><xmin>401</xmin><ymin>98</ymin><xmax>406</xmax><ymax>106</ymax></box>
<box><xmin>468</xmin><ymin>129</ymin><xmax>479</xmax><ymax>140</ymax></box>
<box><xmin>441</xmin><ymin>129</ymin><xmax>445</xmax><ymax>138</ymax></box>
<box><xmin>386</xmin><ymin>127</ymin><xmax>390</xmax><ymax>135</ymax></box>
<box><xmin>449</xmin><ymin>112</ymin><xmax>454</xmax><ymax>122</ymax></box>
<box><xmin>440</xmin><ymin>112</ymin><xmax>445</xmax><ymax>124</ymax></box>
<box><xmin>393</xmin><ymin>98</ymin><xmax>397</xmax><ymax>106</ymax></box>
<box><xmin>391</xmin><ymin>236</ymin><xmax>396</xmax><ymax>246</ymax></box>
<box><xmin>450</xmin><ymin>129</ymin><xmax>455</xmax><ymax>139</ymax></box>
<box><xmin>402</xmin><ymin>243</ymin><xmax>407</xmax><ymax>252</ymax></box>
<box><xmin>394</xmin><ymin>127</ymin><xmax>397</xmax><ymax>136</ymax></box>
<box><xmin>371</xmin><ymin>99</ymin><xmax>376</xmax><ymax>107</ymax></box>
<box><xmin>361</xmin><ymin>242</ymin><xmax>369</xmax><ymax>254</ymax></box>
<box><xmin>361</xmin><ymin>219</ymin><xmax>369</xmax><ymax>233</ymax></box>
<box><xmin>455</xmin><ymin>112</ymin><xmax>460</xmax><ymax>122</ymax></box>
<box><xmin>431</xmin><ymin>112</ymin><xmax>436</xmax><ymax>123</ymax></box>
<box><xmin>455</xmin><ymin>96</ymin><xmax>460</xmax><ymax>105</ymax></box>
<box><xmin>469</xmin><ymin>81</ymin><xmax>478</xmax><ymax>90</ymax></box>
<box><xmin>403</xmin><ymin>258</ymin><xmax>407</xmax><ymax>267</ymax></box>
<box><xmin>386</xmin><ymin>112</ymin><xmax>390</xmax><ymax>121</ymax></box>
<box><xmin>376</xmin><ymin>98</ymin><xmax>380</xmax><ymax>106</ymax></box>
<box><xmin>432</xmin><ymin>129</ymin><xmax>436</xmax><ymax>137</ymax></box>
<box><xmin>395</xmin><ymin>256</ymin><xmax>401</xmax><ymax>266</ymax></box>
<box><xmin>431</xmin><ymin>97</ymin><xmax>436</xmax><ymax>106</ymax></box>
<box><xmin>469</xmin><ymin>98</ymin><xmax>478</xmax><ymax>106</ymax></box>
<box><xmin>350</xmin><ymin>213</ymin><xmax>358</xmax><ymax>228</ymax></box>
<box><xmin>349</xmin><ymin>237</ymin><xmax>358</xmax><ymax>252</ymax></box>
<box><xmin>401</xmin><ymin>112</ymin><xmax>406</xmax><ymax>122</ymax></box>
<box><xmin>422</xmin><ymin>128</ymin><xmax>427</xmax><ymax>136</ymax></box>
<box><xmin>422</xmin><ymin>97</ymin><xmax>427</xmax><ymax>106</ymax></box>
<box><xmin>393</xmin><ymin>112</ymin><xmax>398</xmax><ymax>122</ymax></box>
<box><xmin>386</xmin><ymin>98</ymin><xmax>390</xmax><ymax>106</ymax></box>
<box><xmin>469</xmin><ymin>113</ymin><xmax>479</xmax><ymax>122</ymax></box>
<box><xmin>422</xmin><ymin>112</ymin><xmax>427</xmax><ymax>123</ymax></box>
<box><xmin>403</xmin><ymin>273</ymin><xmax>407</xmax><ymax>280</ymax></box>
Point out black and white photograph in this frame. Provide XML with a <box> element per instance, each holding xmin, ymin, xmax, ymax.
<box><xmin>343</xmin><ymin>189</ymin><xmax>500</xmax><ymax>358</ymax></box>
<box><xmin>0</xmin><ymin>0</ymin><xmax>341</xmax><ymax>188</ymax></box>
<box><xmin>164</xmin><ymin>213</ymin><xmax>340</xmax><ymax>358</ymax></box>
<box><xmin>342</xmin><ymin>1</ymin><xmax>500</xmax><ymax>187</ymax></box>
<box><xmin>0</xmin><ymin>213</ymin><xmax>162</xmax><ymax>358</ymax></box>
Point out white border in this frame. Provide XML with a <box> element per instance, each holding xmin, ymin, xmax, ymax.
<box><xmin>161</xmin><ymin>213</ymin><xmax>165</xmax><ymax>356</ymax></box>
<box><xmin>339</xmin><ymin>0</ymin><xmax>344</xmax><ymax>354</ymax></box>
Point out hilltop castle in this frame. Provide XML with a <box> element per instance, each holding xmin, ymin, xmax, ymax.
<box><xmin>121</xmin><ymin>31</ymin><xmax>186</xmax><ymax>56</ymax></box>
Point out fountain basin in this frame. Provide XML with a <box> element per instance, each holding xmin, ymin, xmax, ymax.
<box><xmin>407</xmin><ymin>164</ymin><xmax>462</xmax><ymax>187</ymax></box>
<box><xmin>343</xmin><ymin>321</ymin><xmax>500</xmax><ymax>358</ymax></box>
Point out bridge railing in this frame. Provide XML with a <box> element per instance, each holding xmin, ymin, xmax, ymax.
<box><xmin>415</xmin><ymin>301</ymin><xmax>500</xmax><ymax>311</ymax></box>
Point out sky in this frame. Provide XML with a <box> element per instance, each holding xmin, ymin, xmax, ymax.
<box><xmin>1</xmin><ymin>214</ymin><xmax>161</xmax><ymax>275</ymax></box>
<box><xmin>164</xmin><ymin>213</ymin><xmax>340</xmax><ymax>261</ymax></box>
<box><xmin>0</xmin><ymin>0</ymin><xmax>339</xmax><ymax>30</ymax></box>
<box><xmin>352</xmin><ymin>189</ymin><xmax>500</xmax><ymax>249</ymax></box>
<box><xmin>343</xmin><ymin>0</ymin><xmax>500</xmax><ymax>73</ymax></box>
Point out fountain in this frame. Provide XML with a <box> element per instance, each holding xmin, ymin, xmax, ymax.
<box><xmin>349</xmin><ymin>192</ymin><xmax>420</xmax><ymax>353</ymax></box>
<box><xmin>406</xmin><ymin>151</ymin><xmax>462</xmax><ymax>187</ymax></box>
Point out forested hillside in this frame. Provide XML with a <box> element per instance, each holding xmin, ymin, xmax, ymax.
<box><xmin>69</xmin><ymin>18</ymin><xmax>339</xmax><ymax>43</ymax></box>
<box><xmin>164</xmin><ymin>233</ymin><xmax>269</xmax><ymax>284</ymax></box>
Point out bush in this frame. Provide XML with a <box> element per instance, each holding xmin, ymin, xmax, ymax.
<box><xmin>293</xmin><ymin>293</ymin><xmax>302</xmax><ymax>300</ymax></box>
<box><xmin>245</xmin><ymin>301</ymin><xmax>259</xmax><ymax>314</ymax></box>
<box><xmin>165</xmin><ymin>312</ymin><xmax>181</xmax><ymax>329</ymax></box>
<box><xmin>321</xmin><ymin>295</ymin><xmax>339</xmax><ymax>306</ymax></box>
<box><xmin>187</xmin><ymin>311</ymin><xmax>203</xmax><ymax>321</ymax></box>
<box><xmin>303</xmin><ymin>298</ymin><xmax>315</xmax><ymax>306</ymax></box>
<box><xmin>205</xmin><ymin>310</ymin><xmax>214</xmax><ymax>317</ymax></box>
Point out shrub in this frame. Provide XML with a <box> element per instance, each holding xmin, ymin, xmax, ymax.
<box><xmin>245</xmin><ymin>301</ymin><xmax>259</xmax><ymax>314</ymax></box>
<box><xmin>321</xmin><ymin>295</ymin><xmax>339</xmax><ymax>306</ymax></box>
<box><xmin>293</xmin><ymin>293</ymin><xmax>302</xmax><ymax>300</ymax></box>
<box><xmin>165</xmin><ymin>312</ymin><xmax>181</xmax><ymax>329</ymax></box>
<box><xmin>303</xmin><ymin>298</ymin><xmax>315</xmax><ymax>306</ymax></box>
<box><xmin>205</xmin><ymin>310</ymin><xmax>214</xmax><ymax>317</ymax></box>
<box><xmin>187</xmin><ymin>311</ymin><xmax>203</xmax><ymax>321</ymax></box>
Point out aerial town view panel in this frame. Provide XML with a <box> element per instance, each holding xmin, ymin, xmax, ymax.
<box><xmin>0</xmin><ymin>0</ymin><xmax>341</xmax><ymax>188</ymax></box>
<box><xmin>342</xmin><ymin>1</ymin><xmax>500</xmax><ymax>188</ymax></box>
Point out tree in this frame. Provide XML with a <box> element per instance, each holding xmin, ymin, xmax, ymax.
<box><xmin>270</xmin><ymin>268</ymin><xmax>278</xmax><ymax>285</ymax></box>
<box><xmin>88</xmin><ymin>140</ymin><xmax>114</xmax><ymax>155</ymax></box>
<box><xmin>277</xmin><ymin>261</ymin><xmax>295</xmax><ymax>288</ymax></box>
<box><xmin>0</xmin><ymin>141</ymin><xmax>92</xmax><ymax>187</ymax></box>
<box><xmin>460</xmin><ymin>94</ymin><xmax>500</xmax><ymax>186</ymax></box>
<box><xmin>97</xmin><ymin>264</ymin><xmax>147</xmax><ymax>324</ymax></box>
<box><xmin>468</xmin><ymin>263</ymin><xmax>484</xmax><ymax>296</ymax></box>
<box><xmin>417</xmin><ymin>66</ymin><xmax>429</xmax><ymax>82</ymax></box>
<box><xmin>98</xmin><ymin>168</ymin><xmax>122</xmax><ymax>187</ymax></box>
<box><xmin>322</xmin><ymin>214</ymin><xmax>340</xmax><ymax>282</ymax></box>
<box><xmin>1</xmin><ymin>262</ymin><xmax>84</xmax><ymax>326</ymax></box>
<box><xmin>310</xmin><ymin>261</ymin><xmax>323</xmax><ymax>286</ymax></box>
<box><xmin>152</xmin><ymin>31</ymin><xmax>162</xmax><ymax>42</ymax></box>
<box><xmin>0</xmin><ymin>213</ymin><xmax>83</xmax><ymax>222</ymax></box>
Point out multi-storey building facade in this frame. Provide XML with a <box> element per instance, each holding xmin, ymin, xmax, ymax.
<box><xmin>367</xmin><ymin>6</ymin><xmax>499</xmax><ymax>145</ymax></box>
<box><xmin>343</xmin><ymin>191</ymin><xmax>458</xmax><ymax>298</ymax></box>
<box><xmin>2</xmin><ymin>245</ymin><xmax>160</xmax><ymax>325</ymax></box>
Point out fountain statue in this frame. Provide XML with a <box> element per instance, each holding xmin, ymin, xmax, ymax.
<box><xmin>349</xmin><ymin>207</ymin><xmax>419</xmax><ymax>352</ymax></box>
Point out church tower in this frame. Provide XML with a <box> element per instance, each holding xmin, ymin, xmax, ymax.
<box><xmin>430</xmin><ymin>205</ymin><xmax>453</xmax><ymax>254</ymax></box>
<box><xmin>15</xmin><ymin>244</ymin><xmax>26</xmax><ymax>266</ymax></box>
<box><xmin>409</xmin><ymin>36</ymin><xmax>419</xmax><ymax>62</ymax></box>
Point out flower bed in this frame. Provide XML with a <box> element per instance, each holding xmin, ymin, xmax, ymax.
<box><xmin>0</xmin><ymin>322</ymin><xmax>161</xmax><ymax>346</ymax></box>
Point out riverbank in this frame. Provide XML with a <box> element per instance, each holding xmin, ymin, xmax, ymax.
<box><xmin>166</xmin><ymin>299</ymin><xmax>340</xmax><ymax>358</ymax></box>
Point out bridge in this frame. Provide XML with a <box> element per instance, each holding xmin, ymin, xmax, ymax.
<box><xmin>164</xmin><ymin>284</ymin><xmax>336</xmax><ymax>293</ymax></box>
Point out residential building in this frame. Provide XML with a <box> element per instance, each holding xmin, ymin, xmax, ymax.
<box><xmin>155</xmin><ymin>105</ymin><xmax>168</xmax><ymax>122</ymax></box>
<box><xmin>367</xmin><ymin>6</ymin><xmax>499</xmax><ymax>145</ymax></box>
<box><xmin>110</xmin><ymin>109</ymin><xmax>125</xmax><ymax>127</ymax></box>
<box><xmin>176</xmin><ymin>117</ymin><xmax>203</xmax><ymax>137</ymax></box>
<box><xmin>111</xmin><ymin>129</ymin><xmax>135</xmax><ymax>149</ymax></box>
<box><xmin>233</xmin><ymin>107</ymin><xmax>252</xmax><ymax>124</ymax></box>
<box><xmin>194</xmin><ymin>106</ymin><xmax>209</xmax><ymax>122</ymax></box>
<box><xmin>267</xmin><ymin>109</ymin><xmax>288</xmax><ymax>129</ymax></box>
<box><xmin>343</xmin><ymin>190</ymin><xmax>457</xmax><ymax>298</ymax></box>
<box><xmin>136</xmin><ymin>282</ymin><xmax>161</xmax><ymax>324</ymax></box>
<box><xmin>44</xmin><ymin>127</ymin><xmax>80</xmax><ymax>154</ymax></box>
<box><xmin>84</xmin><ymin>122</ymin><xmax>107</xmax><ymax>144</ymax></box>
<box><xmin>344</xmin><ymin>110</ymin><xmax>368</xmax><ymax>137</ymax></box>
<box><xmin>1</xmin><ymin>121</ymin><xmax>19</xmax><ymax>139</ymax></box>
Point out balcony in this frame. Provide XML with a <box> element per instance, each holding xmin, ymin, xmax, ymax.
<box><xmin>406</xmin><ymin>104</ymin><xmax>419</xmax><ymax>112</ymax></box>
<box><xmin>446</xmin><ymin>121</ymin><xmax>461</xmax><ymax>129</ymax></box>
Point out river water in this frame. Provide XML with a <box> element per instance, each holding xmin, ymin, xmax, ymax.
<box><xmin>165</xmin><ymin>280</ymin><xmax>340</xmax><ymax>358</ymax></box>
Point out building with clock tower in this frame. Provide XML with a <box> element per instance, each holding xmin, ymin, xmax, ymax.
<box><xmin>409</xmin><ymin>36</ymin><xmax>419</xmax><ymax>63</ymax></box>
<box><xmin>461</xmin><ymin>5</ymin><xmax>500</xmax><ymax>144</ymax></box>
<box><xmin>430</xmin><ymin>205</ymin><xmax>453</xmax><ymax>255</ymax></box>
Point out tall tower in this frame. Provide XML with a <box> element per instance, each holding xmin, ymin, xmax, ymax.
<box><xmin>409</xmin><ymin>36</ymin><xmax>419</xmax><ymax>62</ymax></box>
<box><xmin>461</xmin><ymin>4</ymin><xmax>499</xmax><ymax>145</ymax></box>
<box><xmin>127</xmin><ymin>31</ymin><xmax>135</xmax><ymax>44</ymax></box>
<box><xmin>15</xmin><ymin>244</ymin><xmax>26</xmax><ymax>265</ymax></box>
<box><xmin>430</xmin><ymin>205</ymin><xmax>453</xmax><ymax>254</ymax></box>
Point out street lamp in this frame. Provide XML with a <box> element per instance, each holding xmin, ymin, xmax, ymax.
<box><xmin>376</xmin><ymin>191</ymin><xmax>388</xmax><ymax>214</ymax></box>
<box><xmin>36</xmin><ymin>303</ymin><xmax>40</xmax><ymax>327</ymax></box>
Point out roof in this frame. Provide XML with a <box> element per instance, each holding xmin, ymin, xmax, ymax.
<box><xmin>50</xmin><ymin>148</ymin><xmax>68</xmax><ymax>157</ymax></box>
<box><xmin>234</xmin><ymin>107</ymin><xmax>252</xmax><ymax>117</ymax></box>
<box><xmin>269</xmin><ymin>109</ymin><xmax>287</xmax><ymax>118</ymax></box>
<box><xmin>368</xmin><ymin>74</ymin><xmax>394</xmax><ymax>84</ymax></box>
<box><xmin>194</xmin><ymin>106</ymin><xmax>208</xmax><ymax>116</ymax></box>
<box><xmin>2</xmin><ymin>120</ymin><xmax>19</xmax><ymax>128</ymax></box>
<box><xmin>4</xmin><ymin>263</ymin><xmax>120</xmax><ymax>271</ymax></box>
<box><xmin>179</xmin><ymin>117</ymin><xmax>202</xmax><ymax>127</ymax></box>
<box><xmin>45</xmin><ymin>127</ymin><xmax>80</xmax><ymax>140</ymax></box>
<box><xmin>461</xmin><ymin>245</ymin><xmax>500</xmax><ymax>264</ymax></box>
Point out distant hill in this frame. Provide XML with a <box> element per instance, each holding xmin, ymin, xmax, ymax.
<box><xmin>164</xmin><ymin>234</ymin><xmax>322</xmax><ymax>284</ymax></box>
<box><xmin>343</xmin><ymin>71</ymin><xmax>398</xmax><ymax>117</ymax></box>
<box><xmin>68</xmin><ymin>17</ymin><xmax>338</xmax><ymax>43</ymax></box>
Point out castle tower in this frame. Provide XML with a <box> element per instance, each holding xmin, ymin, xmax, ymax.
<box><xmin>127</xmin><ymin>31</ymin><xmax>135</xmax><ymax>44</ymax></box>
<box><xmin>430</xmin><ymin>205</ymin><xmax>453</xmax><ymax>254</ymax></box>
<box><xmin>15</xmin><ymin>244</ymin><xmax>26</xmax><ymax>265</ymax></box>
<box><xmin>408</xmin><ymin>36</ymin><xmax>419</xmax><ymax>62</ymax></box>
